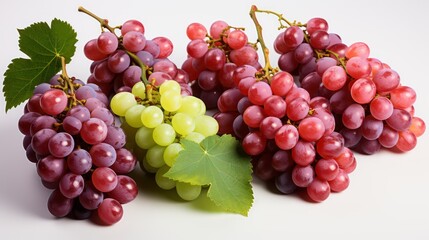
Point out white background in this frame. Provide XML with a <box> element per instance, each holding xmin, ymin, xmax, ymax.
<box><xmin>1</xmin><ymin>0</ymin><xmax>428</xmax><ymax>239</ymax></box>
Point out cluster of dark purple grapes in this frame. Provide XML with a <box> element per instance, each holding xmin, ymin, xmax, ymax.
<box><xmin>182</xmin><ymin>21</ymin><xmax>260</xmax><ymax>109</ymax></box>
<box><xmin>186</xmin><ymin>10</ymin><xmax>426</xmax><ymax>202</ymax></box>
<box><xmin>18</xmin><ymin>74</ymin><xmax>138</xmax><ymax>225</ymax></box>
<box><xmin>274</xmin><ymin>17</ymin><xmax>425</xmax><ymax>154</ymax></box>
<box><xmin>84</xmin><ymin>19</ymin><xmax>192</xmax><ymax>96</ymax></box>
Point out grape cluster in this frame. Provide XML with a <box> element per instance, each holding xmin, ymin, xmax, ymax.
<box><xmin>213</xmin><ymin>68</ymin><xmax>355</xmax><ymax>202</ymax></box>
<box><xmin>18</xmin><ymin>73</ymin><xmax>137</xmax><ymax>225</ymax></box>
<box><xmin>182</xmin><ymin>21</ymin><xmax>260</xmax><ymax>109</ymax></box>
<box><xmin>109</xmin><ymin>80</ymin><xmax>219</xmax><ymax>201</ymax></box>
<box><xmin>84</xmin><ymin>19</ymin><xmax>192</xmax><ymax>97</ymax></box>
<box><xmin>273</xmin><ymin>17</ymin><xmax>426</xmax><ymax>154</ymax></box>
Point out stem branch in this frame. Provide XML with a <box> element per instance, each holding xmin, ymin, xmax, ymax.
<box><xmin>78</xmin><ymin>6</ymin><xmax>115</xmax><ymax>33</ymax></box>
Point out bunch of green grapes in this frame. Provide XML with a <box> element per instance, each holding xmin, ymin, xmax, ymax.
<box><xmin>110</xmin><ymin>80</ymin><xmax>219</xmax><ymax>200</ymax></box>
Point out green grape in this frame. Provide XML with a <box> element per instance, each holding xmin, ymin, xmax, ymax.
<box><xmin>184</xmin><ymin>132</ymin><xmax>205</xmax><ymax>144</ymax></box>
<box><xmin>178</xmin><ymin>96</ymin><xmax>205</xmax><ymax>117</ymax></box>
<box><xmin>176</xmin><ymin>182</ymin><xmax>201</xmax><ymax>201</ymax></box>
<box><xmin>163</xmin><ymin>143</ymin><xmax>184</xmax><ymax>167</ymax></box>
<box><xmin>172</xmin><ymin>113</ymin><xmax>195</xmax><ymax>136</ymax></box>
<box><xmin>140</xmin><ymin>156</ymin><xmax>158</xmax><ymax>173</ymax></box>
<box><xmin>125</xmin><ymin>104</ymin><xmax>145</xmax><ymax>128</ymax></box>
<box><xmin>160</xmin><ymin>91</ymin><xmax>182</xmax><ymax>112</ymax></box>
<box><xmin>153</xmin><ymin>123</ymin><xmax>176</xmax><ymax>146</ymax></box>
<box><xmin>132</xmin><ymin>81</ymin><xmax>146</xmax><ymax>99</ymax></box>
<box><xmin>159</xmin><ymin>80</ymin><xmax>181</xmax><ymax>95</ymax></box>
<box><xmin>141</xmin><ymin>106</ymin><xmax>164</xmax><ymax>128</ymax></box>
<box><xmin>110</xmin><ymin>92</ymin><xmax>137</xmax><ymax>116</ymax></box>
<box><xmin>135</xmin><ymin>126</ymin><xmax>156</xmax><ymax>149</ymax></box>
<box><xmin>146</xmin><ymin>145</ymin><xmax>166</xmax><ymax>168</ymax></box>
<box><xmin>155</xmin><ymin>165</ymin><xmax>176</xmax><ymax>190</ymax></box>
<box><xmin>194</xmin><ymin>115</ymin><xmax>219</xmax><ymax>137</ymax></box>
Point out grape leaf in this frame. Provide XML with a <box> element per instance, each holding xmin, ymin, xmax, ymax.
<box><xmin>3</xmin><ymin>19</ymin><xmax>77</xmax><ymax>112</ymax></box>
<box><xmin>164</xmin><ymin>134</ymin><xmax>253</xmax><ymax>216</ymax></box>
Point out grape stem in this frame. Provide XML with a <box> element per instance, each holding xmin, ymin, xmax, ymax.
<box><xmin>249</xmin><ymin>5</ymin><xmax>278</xmax><ymax>81</ymax></box>
<box><xmin>253</xmin><ymin>7</ymin><xmax>306</xmax><ymax>29</ymax></box>
<box><xmin>78</xmin><ymin>6</ymin><xmax>116</xmax><ymax>33</ymax></box>
<box><xmin>59</xmin><ymin>57</ymin><xmax>81</xmax><ymax>108</ymax></box>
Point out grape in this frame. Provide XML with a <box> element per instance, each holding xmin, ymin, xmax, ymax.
<box><xmin>141</xmin><ymin>106</ymin><xmax>164</xmax><ymax>128</ymax></box>
<box><xmin>155</xmin><ymin>165</ymin><xmax>176</xmax><ymax>190</ymax></box>
<box><xmin>385</xmin><ymin>109</ymin><xmax>412</xmax><ymax>131</ymax></box>
<box><xmin>291</xmin><ymin>140</ymin><xmax>316</xmax><ymax>166</ymax></box>
<box><xmin>373</xmin><ymin>68</ymin><xmax>400</xmax><ymax>92</ymax></box>
<box><xmin>121</xmin><ymin>19</ymin><xmax>145</xmax><ymax>35</ymax></box>
<box><xmin>135</xmin><ymin>126</ymin><xmax>156</xmax><ymax>149</ymax></box>
<box><xmin>48</xmin><ymin>132</ymin><xmax>75</xmax><ymax>158</ymax></box>
<box><xmin>40</xmin><ymin>89</ymin><xmax>68</xmax><ymax>115</ymax></box>
<box><xmin>271</xmin><ymin>150</ymin><xmax>294</xmax><ymax>172</ymax></box>
<box><xmin>19</xmin><ymin>112</ymin><xmax>41</xmax><ymax>135</ymax></box>
<box><xmin>104</xmin><ymin>125</ymin><xmax>126</xmax><ymax>149</ymax></box>
<box><xmin>194</xmin><ymin>115</ymin><xmax>219</xmax><ymax>137</ymax></box>
<box><xmin>263</xmin><ymin>95</ymin><xmax>286</xmax><ymax>118</ymax></box>
<box><xmin>67</xmin><ymin>149</ymin><xmax>92</xmax><ymax>175</ymax></box>
<box><xmin>152</xmin><ymin>123</ymin><xmax>176</xmax><ymax>146</ymax></box>
<box><xmin>248</xmin><ymin>81</ymin><xmax>272</xmax><ymax>105</ymax></box>
<box><xmin>152</xmin><ymin>37</ymin><xmax>173</xmax><ymax>59</ymax></box>
<box><xmin>123</xmin><ymin>31</ymin><xmax>146</xmax><ymax>52</ymax></box>
<box><xmin>315</xmin><ymin>159</ymin><xmax>339</xmax><ymax>181</ymax></box>
<box><xmin>298</xmin><ymin>117</ymin><xmax>325</xmax><ymax>142</ymax></box>
<box><xmin>92</xmin><ymin>167</ymin><xmax>118</xmax><ymax>193</ymax></box>
<box><xmin>389</xmin><ymin>86</ymin><xmax>416</xmax><ymax>109</ymax></box>
<box><xmin>409</xmin><ymin>117</ymin><xmax>426</xmax><ymax>137</ymax></box>
<box><xmin>30</xmin><ymin>115</ymin><xmax>57</xmax><ymax>136</ymax></box>
<box><xmin>361</xmin><ymin>116</ymin><xmax>383</xmax><ymax>140</ymax></box>
<box><xmin>176</xmin><ymin>182</ymin><xmax>201</xmax><ymax>201</ymax></box>
<box><xmin>163</xmin><ymin>143</ymin><xmax>183</xmax><ymax>167</ymax></box>
<box><xmin>260</xmin><ymin>116</ymin><xmax>282</xmax><ymax>139</ymax></box>
<box><xmin>84</xmin><ymin>39</ymin><xmax>108</xmax><ymax>61</ymax></box>
<box><xmin>108</xmin><ymin>50</ymin><xmax>131</xmax><ymax>74</ymax></box>
<box><xmin>97</xmin><ymin>198</ymin><xmax>123</xmax><ymax>225</ymax></box>
<box><xmin>270</xmin><ymin>72</ymin><xmax>294</xmax><ymax>97</ymax></box>
<box><xmin>110</xmin><ymin>92</ymin><xmax>137</xmax><ymax>116</ymax></box>
<box><xmin>79</xmin><ymin>182</ymin><xmax>104</xmax><ymax>210</ymax></box>
<box><xmin>286</xmin><ymin>98</ymin><xmax>309</xmax><ymax>121</ymax></box>
<box><xmin>59</xmin><ymin>173</ymin><xmax>84</xmax><ymax>199</ymax></box>
<box><xmin>378</xmin><ymin>125</ymin><xmax>399</xmax><ymax>148</ymax></box>
<box><xmin>370</xmin><ymin>97</ymin><xmax>393</xmax><ymax>120</ymax></box>
<box><xmin>345</xmin><ymin>57</ymin><xmax>371</xmax><ymax>79</ymax></box>
<box><xmin>275</xmin><ymin>170</ymin><xmax>297</xmax><ymax>194</ymax></box>
<box><xmin>322</xmin><ymin>66</ymin><xmax>347</xmax><ymax>91</ymax></box>
<box><xmin>107</xmin><ymin>175</ymin><xmax>138</xmax><ymax>204</ymax></box>
<box><xmin>307</xmin><ymin>178</ymin><xmax>330</xmax><ymax>202</ymax></box>
<box><xmin>242</xmin><ymin>131</ymin><xmax>266</xmax><ymax>156</ymax></box>
<box><xmin>205</xmin><ymin>48</ymin><xmax>226</xmax><ymax>71</ymax></box>
<box><xmin>292</xmin><ymin>165</ymin><xmax>314</xmax><ymax>187</ymax></box>
<box><xmin>146</xmin><ymin>145</ymin><xmax>166</xmax><ymax>168</ymax></box>
<box><xmin>186</xmin><ymin>22</ymin><xmax>207</xmax><ymax>40</ymax></box>
<box><xmin>345</xmin><ymin>42</ymin><xmax>370</xmax><ymax>59</ymax></box>
<box><xmin>228</xmin><ymin>30</ymin><xmax>248</xmax><ymax>49</ymax></box>
<box><xmin>316</xmin><ymin>132</ymin><xmax>344</xmax><ymax>159</ymax></box>
<box><xmin>328</xmin><ymin>169</ymin><xmax>350</xmax><ymax>192</ymax></box>
<box><xmin>283</xmin><ymin>26</ymin><xmax>304</xmax><ymax>49</ymax></box>
<box><xmin>306</xmin><ymin>18</ymin><xmax>328</xmax><ymax>35</ymax></box>
<box><xmin>81</xmin><ymin>118</ymin><xmax>108</xmax><ymax>145</ymax></box>
<box><xmin>309</xmin><ymin>30</ymin><xmax>330</xmax><ymax>49</ymax></box>
<box><xmin>294</xmin><ymin>43</ymin><xmax>313</xmax><ymax>64</ymax></box>
<box><xmin>90</xmin><ymin>143</ymin><xmax>117</xmax><ymax>167</ymax></box>
<box><xmin>47</xmin><ymin>189</ymin><xmax>74</xmax><ymax>217</ymax></box>
<box><xmin>97</xmin><ymin>32</ymin><xmax>118</xmax><ymax>55</ymax></box>
<box><xmin>62</xmin><ymin>116</ymin><xmax>82</xmax><ymax>135</ymax></box>
<box><xmin>243</xmin><ymin>105</ymin><xmax>265</xmax><ymax>128</ymax></box>
<box><xmin>37</xmin><ymin>155</ymin><xmax>66</xmax><ymax>183</ymax></box>
<box><xmin>396</xmin><ymin>130</ymin><xmax>417</xmax><ymax>152</ymax></box>
<box><xmin>342</xmin><ymin>104</ymin><xmax>365</xmax><ymax>129</ymax></box>
<box><xmin>350</xmin><ymin>78</ymin><xmax>376</xmax><ymax>104</ymax></box>
<box><xmin>125</xmin><ymin>105</ymin><xmax>145</xmax><ymax>128</ymax></box>
<box><xmin>31</xmin><ymin>129</ymin><xmax>57</xmax><ymax>155</ymax></box>
<box><xmin>274</xmin><ymin>124</ymin><xmax>299</xmax><ymax>150</ymax></box>
<box><xmin>111</xmin><ymin>149</ymin><xmax>137</xmax><ymax>174</ymax></box>
<box><xmin>160</xmin><ymin>91</ymin><xmax>182</xmax><ymax>112</ymax></box>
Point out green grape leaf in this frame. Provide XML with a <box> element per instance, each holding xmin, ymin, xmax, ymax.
<box><xmin>165</xmin><ymin>134</ymin><xmax>253</xmax><ymax>216</ymax></box>
<box><xmin>3</xmin><ymin>19</ymin><xmax>77</xmax><ymax>112</ymax></box>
